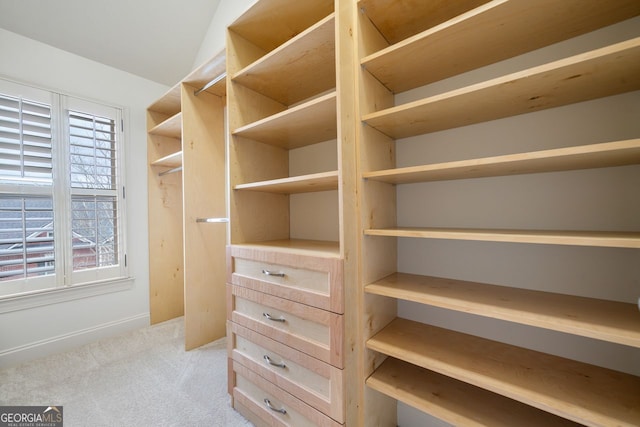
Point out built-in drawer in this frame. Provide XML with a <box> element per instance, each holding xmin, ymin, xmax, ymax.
<box><xmin>227</xmin><ymin>245</ymin><xmax>343</xmax><ymax>313</ymax></box>
<box><xmin>229</xmin><ymin>321</ymin><xmax>344</xmax><ymax>422</ymax></box>
<box><xmin>232</xmin><ymin>360</ymin><xmax>343</xmax><ymax>427</ymax></box>
<box><xmin>228</xmin><ymin>284</ymin><xmax>344</xmax><ymax>368</ymax></box>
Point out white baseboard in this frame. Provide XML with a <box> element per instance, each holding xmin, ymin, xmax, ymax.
<box><xmin>0</xmin><ymin>313</ymin><xmax>150</xmax><ymax>369</ymax></box>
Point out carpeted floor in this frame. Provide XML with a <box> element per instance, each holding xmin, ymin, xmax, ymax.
<box><xmin>0</xmin><ymin>318</ymin><xmax>253</xmax><ymax>427</ymax></box>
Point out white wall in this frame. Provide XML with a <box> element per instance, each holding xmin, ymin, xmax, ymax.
<box><xmin>394</xmin><ymin>17</ymin><xmax>640</xmax><ymax>427</ymax></box>
<box><xmin>0</xmin><ymin>28</ymin><xmax>169</xmax><ymax>368</ymax></box>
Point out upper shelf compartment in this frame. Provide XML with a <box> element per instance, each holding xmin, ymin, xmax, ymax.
<box><xmin>233</xmin><ymin>92</ymin><xmax>337</xmax><ymax>149</ymax></box>
<box><xmin>229</xmin><ymin>0</ymin><xmax>334</xmax><ymax>54</ymax></box>
<box><xmin>232</xmin><ymin>13</ymin><xmax>336</xmax><ymax>106</ymax></box>
<box><xmin>363</xmin><ymin>37</ymin><xmax>640</xmax><ymax>139</ymax></box>
<box><xmin>360</xmin><ymin>0</ymin><xmax>640</xmax><ymax>93</ymax></box>
<box><xmin>148</xmin><ymin>112</ymin><xmax>182</xmax><ymax>139</ymax></box>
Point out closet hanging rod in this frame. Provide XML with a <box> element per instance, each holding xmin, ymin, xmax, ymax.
<box><xmin>196</xmin><ymin>217</ymin><xmax>229</xmax><ymax>223</ymax></box>
<box><xmin>159</xmin><ymin>166</ymin><xmax>182</xmax><ymax>176</ymax></box>
<box><xmin>194</xmin><ymin>73</ymin><xmax>226</xmax><ymax>96</ymax></box>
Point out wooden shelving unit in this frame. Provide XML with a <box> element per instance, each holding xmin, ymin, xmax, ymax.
<box><xmin>364</xmin><ymin>227</ymin><xmax>640</xmax><ymax>249</ymax></box>
<box><xmin>235</xmin><ymin>170</ymin><xmax>339</xmax><ymax>194</ymax></box>
<box><xmin>366</xmin><ymin>273</ymin><xmax>640</xmax><ymax>348</ymax></box>
<box><xmin>363</xmin><ymin>37</ymin><xmax>640</xmax><ymax>139</ymax></box>
<box><xmin>232</xmin><ymin>13</ymin><xmax>336</xmax><ymax>105</ymax></box>
<box><xmin>226</xmin><ymin>1</ymin><xmax>359</xmax><ymax>425</ymax></box>
<box><xmin>147</xmin><ymin>49</ymin><xmax>228</xmax><ymax>351</ymax></box>
<box><xmin>357</xmin><ymin>1</ymin><xmax>640</xmax><ymax>426</ymax></box>
<box><xmin>366</xmin><ymin>358</ymin><xmax>582</xmax><ymax>427</ymax></box>
<box><xmin>232</xmin><ymin>92</ymin><xmax>337</xmax><ymax>149</ymax></box>
<box><xmin>361</xmin><ymin>0</ymin><xmax>640</xmax><ymax>93</ymax></box>
<box><xmin>367</xmin><ymin>318</ymin><xmax>640</xmax><ymax>426</ymax></box>
<box><xmin>364</xmin><ymin>139</ymin><xmax>640</xmax><ymax>184</ymax></box>
<box><xmin>148</xmin><ymin>112</ymin><xmax>182</xmax><ymax>138</ymax></box>
<box><xmin>150</xmin><ymin>151</ymin><xmax>182</xmax><ymax>168</ymax></box>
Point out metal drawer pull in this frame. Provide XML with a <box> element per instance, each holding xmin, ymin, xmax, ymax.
<box><xmin>264</xmin><ymin>398</ymin><xmax>286</xmax><ymax>414</ymax></box>
<box><xmin>262</xmin><ymin>269</ymin><xmax>285</xmax><ymax>277</ymax></box>
<box><xmin>263</xmin><ymin>355</ymin><xmax>286</xmax><ymax>369</ymax></box>
<box><xmin>263</xmin><ymin>312</ymin><xmax>286</xmax><ymax>322</ymax></box>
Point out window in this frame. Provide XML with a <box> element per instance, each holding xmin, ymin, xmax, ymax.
<box><xmin>0</xmin><ymin>79</ymin><xmax>126</xmax><ymax>298</ymax></box>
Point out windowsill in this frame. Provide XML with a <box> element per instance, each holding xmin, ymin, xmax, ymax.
<box><xmin>0</xmin><ymin>277</ymin><xmax>135</xmax><ymax>314</ymax></box>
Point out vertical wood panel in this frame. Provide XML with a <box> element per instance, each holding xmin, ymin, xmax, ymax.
<box><xmin>182</xmin><ymin>84</ymin><xmax>228</xmax><ymax>350</ymax></box>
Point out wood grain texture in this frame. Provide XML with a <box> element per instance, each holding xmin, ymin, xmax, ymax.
<box><xmin>362</xmin><ymin>0</ymin><xmax>640</xmax><ymax>93</ymax></box>
<box><xmin>150</xmin><ymin>151</ymin><xmax>182</xmax><ymax>168</ymax></box>
<box><xmin>230</xmin><ymin>284</ymin><xmax>344</xmax><ymax>368</ymax></box>
<box><xmin>235</xmin><ymin>170</ymin><xmax>339</xmax><ymax>194</ymax></box>
<box><xmin>358</xmin><ymin>0</ymin><xmax>489</xmax><ymax>45</ymax></box>
<box><xmin>366</xmin><ymin>273</ymin><xmax>640</xmax><ymax>347</ymax></box>
<box><xmin>148</xmin><ymin>112</ymin><xmax>181</xmax><ymax>139</ymax></box>
<box><xmin>148</xmin><ymin>84</ymin><xmax>181</xmax><ymax>115</ymax></box>
<box><xmin>181</xmin><ymin>84</ymin><xmax>227</xmax><ymax>350</ymax></box>
<box><xmin>367</xmin><ymin>357</ymin><xmax>582</xmax><ymax>427</ymax></box>
<box><xmin>233</xmin><ymin>360</ymin><xmax>343</xmax><ymax>427</ymax></box>
<box><xmin>363</xmin><ymin>37</ymin><xmax>640</xmax><ymax>139</ymax></box>
<box><xmin>364</xmin><ymin>227</ymin><xmax>640</xmax><ymax>248</ymax></box>
<box><xmin>229</xmin><ymin>0</ymin><xmax>334</xmax><ymax>53</ymax></box>
<box><xmin>233</xmin><ymin>92</ymin><xmax>337</xmax><ymax>149</ymax></box>
<box><xmin>367</xmin><ymin>318</ymin><xmax>640</xmax><ymax>427</ymax></box>
<box><xmin>230</xmin><ymin>322</ymin><xmax>344</xmax><ymax>422</ymax></box>
<box><xmin>230</xmin><ymin>243</ymin><xmax>343</xmax><ymax>313</ymax></box>
<box><xmin>233</xmin><ymin>14</ymin><xmax>337</xmax><ymax>106</ymax></box>
<box><xmin>364</xmin><ymin>139</ymin><xmax>640</xmax><ymax>184</ymax></box>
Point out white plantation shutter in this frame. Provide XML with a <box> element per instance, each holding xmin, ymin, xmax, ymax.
<box><xmin>0</xmin><ymin>78</ymin><xmax>127</xmax><ymax>297</ymax></box>
<box><xmin>65</xmin><ymin>99</ymin><xmax>124</xmax><ymax>284</ymax></box>
<box><xmin>0</xmin><ymin>94</ymin><xmax>53</xmax><ymax>182</ymax></box>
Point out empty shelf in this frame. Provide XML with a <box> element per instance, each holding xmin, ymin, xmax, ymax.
<box><xmin>366</xmin><ymin>273</ymin><xmax>640</xmax><ymax>348</ymax></box>
<box><xmin>363</xmin><ymin>37</ymin><xmax>640</xmax><ymax>139</ymax></box>
<box><xmin>362</xmin><ymin>0</ymin><xmax>640</xmax><ymax>93</ymax></box>
<box><xmin>367</xmin><ymin>318</ymin><xmax>640</xmax><ymax>426</ymax></box>
<box><xmin>234</xmin><ymin>171</ymin><xmax>339</xmax><ymax>194</ymax></box>
<box><xmin>232</xmin><ymin>14</ymin><xmax>336</xmax><ymax>106</ymax></box>
<box><xmin>148</xmin><ymin>112</ymin><xmax>182</xmax><ymax>139</ymax></box>
<box><xmin>363</xmin><ymin>139</ymin><xmax>640</xmax><ymax>184</ymax></box>
<box><xmin>367</xmin><ymin>357</ymin><xmax>581</xmax><ymax>427</ymax></box>
<box><xmin>364</xmin><ymin>227</ymin><xmax>640</xmax><ymax>249</ymax></box>
<box><xmin>233</xmin><ymin>92</ymin><xmax>337</xmax><ymax>149</ymax></box>
<box><xmin>150</xmin><ymin>151</ymin><xmax>183</xmax><ymax>168</ymax></box>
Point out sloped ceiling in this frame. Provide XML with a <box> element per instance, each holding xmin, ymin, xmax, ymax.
<box><xmin>0</xmin><ymin>0</ymin><xmax>221</xmax><ymax>86</ymax></box>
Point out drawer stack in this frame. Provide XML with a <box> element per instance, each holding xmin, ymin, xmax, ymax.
<box><xmin>227</xmin><ymin>244</ymin><xmax>344</xmax><ymax>426</ymax></box>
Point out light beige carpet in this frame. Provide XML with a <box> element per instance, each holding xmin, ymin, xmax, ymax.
<box><xmin>0</xmin><ymin>318</ymin><xmax>253</xmax><ymax>427</ymax></box>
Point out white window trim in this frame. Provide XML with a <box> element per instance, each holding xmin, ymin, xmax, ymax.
<box><xmin>0</xmin><ymin>77</ymin><xmax>129</xmax><ymax>299</ymax></box>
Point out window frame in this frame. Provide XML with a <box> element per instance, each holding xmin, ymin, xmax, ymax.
<box><xmin>0</xmin><ymin>77</ymin><xmax>128</xmax><ymax>299</ymax></box>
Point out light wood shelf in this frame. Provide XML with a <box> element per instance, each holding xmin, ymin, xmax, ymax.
<box><xmin>232</xmin><ymin>92</ymin><xmax>337</xmax><ymax>149</ymax></box>
<box><xmin>366</xmin><ymin>273</ymin><xmax>640</xmax><ymax>348</ymax></box>
<box><xmin>234</xmin><ymin>239</ymin><xmax>341</xmax><ymax>258</ymax></box>
<box><xmin>361</xmin><ymin>0</ymin><xmax>640</xmax><ymax>93</ymax></box>
<box><xmin>148</xmin><ymin>112</ymin><xmax>182</xmax><ymax>139</ymax></box>
<box><xmin>367</xmin><ymin>357</ymin><xmax>582</xmax><ymax>427</ymax></box>
<box><xmin>150</xmin><ymin>151</ymin><xmax>182</xmax><ymax>168</ymax></box>
<box><xmin>148</xmin><ymin>84</ymin><xmax>181</xmax><ymax>116</ymax></box>
<box><xmin>232</xmin><ymin>14</ymin><xmax>336</xmax><ymax>106</ymax></box>
<box><xmin>229</xmin><ymin>0</ymin><xmax>334</xmax><ymax>54</ymax></box>
<box><xmin>363</xmin><ymin>37</ymin><xmax>640</xmax><ymax>139</ymax></box>
<box><xmin>367</xmin><ymin>318</ymin><xmax>640</xmax><ymax>426</ymax></box>
<box><xmin>234</xmin><ymin>170</ymin><xmax>339</xmax><ymax>194</ymax></box>
<box><xmin>364</xmin><ymin>227</ymin><xmax>640</xmax><ymax>249</ymax></box>
<box><xmin>363</xmin><ymin>139</ymin><xmax>640</xmax><ymax>184</ymax></box>
<box><xmin>358</xmin><ymin>0</ymin><xmax>490</xmax><ymax>46</ymax></box>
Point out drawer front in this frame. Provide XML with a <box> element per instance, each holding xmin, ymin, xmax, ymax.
<box><xmin>232</xmin><ymin>360</ymin><xmax>343</xmax><ymax>427</ymax></box>
<box><xmin>228</xmin><ymin>245</ymin><xmax>343</xmax><ymax>313</ymax></box>
<box><xmin>230</xmin><ymin>321</ymin><xmax>344</xmax><ymax>422</ymax></box>
<box><xmin>229</xmin><ymin>284</ymin><xmax>344</xmax><ymax>368</ymax></box>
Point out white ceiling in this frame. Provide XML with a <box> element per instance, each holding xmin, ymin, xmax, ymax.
<box><xmin>0</xmin><ymin>0</ymin><xmax>221</xmax><ymax>86</ymax></box>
